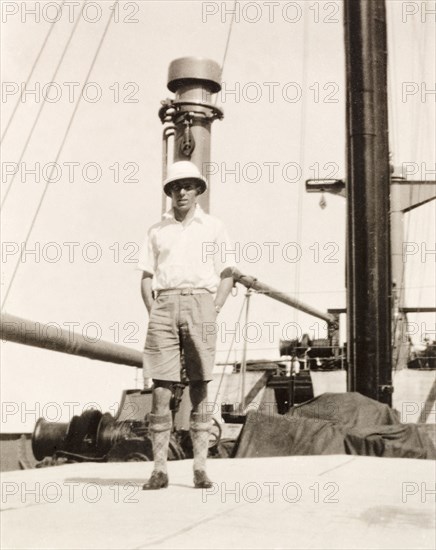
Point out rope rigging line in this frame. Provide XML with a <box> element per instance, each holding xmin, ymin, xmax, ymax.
<box><xmin>391</xmin><ymin>20</ymin><xmax>433</xmax><ymax>366</ymax></box>
<box><xmin>214</xmin><ymin>0</ymin><xmax>237</xmax><ymax>106</ymax></box>
<box><xmin>416</xmin><ymin>205</ymin><xmax>435</xmax><ymax>322</ymax></box>
<box><xmin>1</xmin><ymin>0</ymin><xmax>87</xmax><ymax>210</ymax></box>
<box><xmin>386</xmin><ymin>1</ymin><xmax>399</xmax><ymax>167</ymax></box>
<box><xmin>212</xmin><ymin>292</ymin><xmax>248</xmax><ymax>408</ymax></box>
<box><xmin>388</xmin><ymin>6</ymin><xmax>408</xmax><ymax>369</ymax></box>
<box><xmin>0</xmin><ymin>0</ymin><xmax>67</xmax><ymax>145</ymax></box>
<box><xmin>220</xmin><ymin>0</ymin><xmax>237</xmax><ymax>78</ymax></box>
<box><xmin>293</xmin><ymin>3</ymin><xmax>309</xmax><ymax>323</ymax></box>
<box><xmin>406</xmin><ymin>16</ymin><xmax>427</xmax><ymax>236</ymax></box>
<box><xmin>400</xmin><ymin>20</ymin><xmax>430</xmax><ymax>348</ymax></box>
<box><xmin>1</xmin><ymin>1</ymin><xmax>119</xmax><ymax>311</ymax></box>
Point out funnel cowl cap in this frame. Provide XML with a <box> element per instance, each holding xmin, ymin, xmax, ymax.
<box><xmin>167</xmin><ymin>57</ymin><xmax>222</xmax><ymax>94</ymax></box>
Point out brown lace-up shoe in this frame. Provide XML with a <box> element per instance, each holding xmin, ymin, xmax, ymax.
<box><xmin>142</xmin><ymin>470</ymin><xmax>169</xmax><ymax>490</ymax></box>
<box><xmin>193</xmin><ymin>470</ymin><xmax>213</xmax><ymax>489</ymax></box>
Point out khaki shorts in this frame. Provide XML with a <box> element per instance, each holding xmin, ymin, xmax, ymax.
<box><xmin>143</xmin><ymin>293</ymin><xmax>218</xmax><ymax>382</ymax></box>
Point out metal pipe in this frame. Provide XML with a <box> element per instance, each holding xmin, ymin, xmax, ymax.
<box><xmin>232</xmin><ymin>269</ymin><xmax>336</xmax><ymax>325</ymax></box>
<box><xmin>160</xmin><ymin>57</ymin><xmax>223</xmax><ymax>213</ymax></box>
<box><xmin>1</xmin><ymin>313</ymin><xmax>143</xmax><ymax>367</ymax></box>
<box><xmin>239</xmin><ymin>290</ymin><xmax>252</xmax><ymax>411</ymax></box>
<box><xmin>161</xmin><ymin>126</ymin><xmax>176</xmax><ymax>215</ymax></box>
<box><xmin>344</xmin><ymin>1</ymin><xmax>355</xmax><ymax>393</ymax></box>
<box><xmin>400</xmin><ymin>307</ymin><xmax>436</xmax><ymax>314</ymax></box>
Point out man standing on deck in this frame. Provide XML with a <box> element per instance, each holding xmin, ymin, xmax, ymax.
<box><xmin>138</xmin><ymin>161</ymin><xmax>234</xmax><ymax>490</ymax></box>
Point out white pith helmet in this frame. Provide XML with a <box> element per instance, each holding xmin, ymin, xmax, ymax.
<box><xmin>163</xmin><ymin>161</ymin><xmax>207</xmax><ymax>197</ymax></box>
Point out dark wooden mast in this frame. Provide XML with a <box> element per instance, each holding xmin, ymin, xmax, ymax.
<box><xmin>344</xmin><ymin>0</ymin><xmax>393</xmax><ymax>404</ymax></box>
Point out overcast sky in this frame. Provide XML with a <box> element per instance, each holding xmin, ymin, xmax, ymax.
<box><xmin>1</xmin><ymin>0</ymin><xmax>435</xmax><ymax>431</ymax></box>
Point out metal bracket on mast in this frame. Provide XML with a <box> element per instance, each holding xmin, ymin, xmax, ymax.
<box><xmin>305</xmin><ymin>175</ymin><xmax>436</xmax><ymax>371</ymax></box>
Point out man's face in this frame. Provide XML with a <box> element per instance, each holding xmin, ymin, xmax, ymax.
<box><xmin>170</xmin><ymin>179</ymin><xmax>200</xmax><ymax>213</ymax></box>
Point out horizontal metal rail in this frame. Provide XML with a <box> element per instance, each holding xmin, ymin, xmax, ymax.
<box><xmin>232</xmin><ymin>269</ymin><xmax>336</xmax><ymax>325</ymax></box>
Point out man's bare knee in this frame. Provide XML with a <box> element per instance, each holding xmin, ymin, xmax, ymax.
<box><xmin>152</xmin><ymin>385</ymin><xmax>172</xmax><ymax>415</ymax></box>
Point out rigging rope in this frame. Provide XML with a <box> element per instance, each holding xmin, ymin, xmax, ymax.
<box><xmin>388</xmin><ymin>4</ymin><xmax>407</xmax><ymax>369</ymax></box>
<box><xmin>386</xmin><ymin>1</ymin><xmax>399</xmax><ymax>165</ymax></box>
<box><xmin>0</xmin><ymin>0</ymin><xmax>67</xmax><ymax>145</ymax></box>
<box><xmin>212</xmin><ymin>293</ymin><xmax>247</xmax><ymax>408</ymax></box>
<box><xmin>220</xmin><ymin>0</ymin><xmax>237</xmax><ymax>78</ymax></box>
<box><xmin>402</xmin><ymin>18</ymin><xmax>430</xmax><ymax>349</ymax></box>
<box><xmin>411</xmin><ymin>23</ymin><xmax>432</xmax><ymax>330</ymax></box>
<box><xmin>1</xmin><ymin>1</ymin><xmax>119</xmax><ymax>311</ymax></box>
<box><xmin>214</xmin><ymin>0</ymin><xmax>237</xmax><ymax>106</ymax></box>
<box><xmin>293</xmin><ymin>3</ymin><xmax>309</xmax><ymax>324</ymax></box>
<box><xmin>391</xmin><ymin>17</ymin><xmax>434</xmax><ymax>365</ymax></box>
<box><xmin>1</xmin><ymin>0</ymin><xmax>87</xmax><ymax>210</ymax></box>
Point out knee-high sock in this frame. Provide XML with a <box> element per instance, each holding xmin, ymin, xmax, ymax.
<box><xmin>190</xmin><ymin>412</ymin><xmax>211</xmax><ymax>472</ymax></box>
<box><xmin>150</xmin><ymin>413</ymin><xmax>172</xmax><ymax>473</ymax></box>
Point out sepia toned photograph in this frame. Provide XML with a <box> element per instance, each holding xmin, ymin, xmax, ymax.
<box><xmin>1</xmin><ymin>1</ymin><xmax>435</xmax><ymax>548</ymax></box>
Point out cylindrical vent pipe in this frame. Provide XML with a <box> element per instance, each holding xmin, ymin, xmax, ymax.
<box><xmin>159</xmin><ymin>57</ymin><xmax>223</xmax><ymax>212</ymax></box>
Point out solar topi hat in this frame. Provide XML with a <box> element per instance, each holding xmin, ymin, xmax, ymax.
<box><xmin>163</xmin><ymin>161</ymin><xmax>207</xmax><ymax>197</ymax></box>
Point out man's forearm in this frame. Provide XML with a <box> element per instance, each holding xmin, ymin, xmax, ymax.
<box><xmin>215</xmin><ymin>274</ymin><xmax>234</xmax><ymax>310</ymax></box>
<box><xmin>141</xmin><ymin>273</ymin><xmax>154</xmax><ymax>314</ymax></box>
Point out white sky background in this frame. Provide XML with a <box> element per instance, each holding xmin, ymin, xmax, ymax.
<box><xmin>1</xmin><ymin>0</ymin><xmax>435</xmax><ymax>431</ymax></box>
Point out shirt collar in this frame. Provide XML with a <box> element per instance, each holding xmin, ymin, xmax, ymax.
<box><xmin>163</xmin><ymin>203</ymin><xmax>205</xmax><ymax>223</ymax></box>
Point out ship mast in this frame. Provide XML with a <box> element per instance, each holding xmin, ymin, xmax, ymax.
<box><xmin>344</xmin><ymin>0</ymin><xmax>392</xmax><ymax>404</ymax></box>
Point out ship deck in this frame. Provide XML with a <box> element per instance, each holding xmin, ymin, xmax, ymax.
<box><xmin>1</xmin><ymin>454</ymin><xmax>434</xmax><ymax>549</ymax></box>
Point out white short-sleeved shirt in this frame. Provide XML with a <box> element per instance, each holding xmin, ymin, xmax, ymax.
<box><xmin>137</xmin><ymin>204</ymin><xmax>233</xmax><ymax>293</ymax></box>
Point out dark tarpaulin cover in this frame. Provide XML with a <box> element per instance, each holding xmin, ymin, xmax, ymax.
<box><xmin>286</xmin><ymin>392</ymin><xmax>401</xmax><ymax>428</ymax></box>
<box><xmin>234</xmin><ymin>412</ymin><xmax>346</xmax><ymax>458</ymax></box>
<box><xmin>235</xmin><ymin>392</ymin><xmax>436</xmax><ymax>459</ymax></box>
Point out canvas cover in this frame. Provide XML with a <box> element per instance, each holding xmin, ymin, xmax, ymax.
<box><xmin>235</xmin><ymin>392</ymin><xmax>436</xmax><ymax>459</ymax></box>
